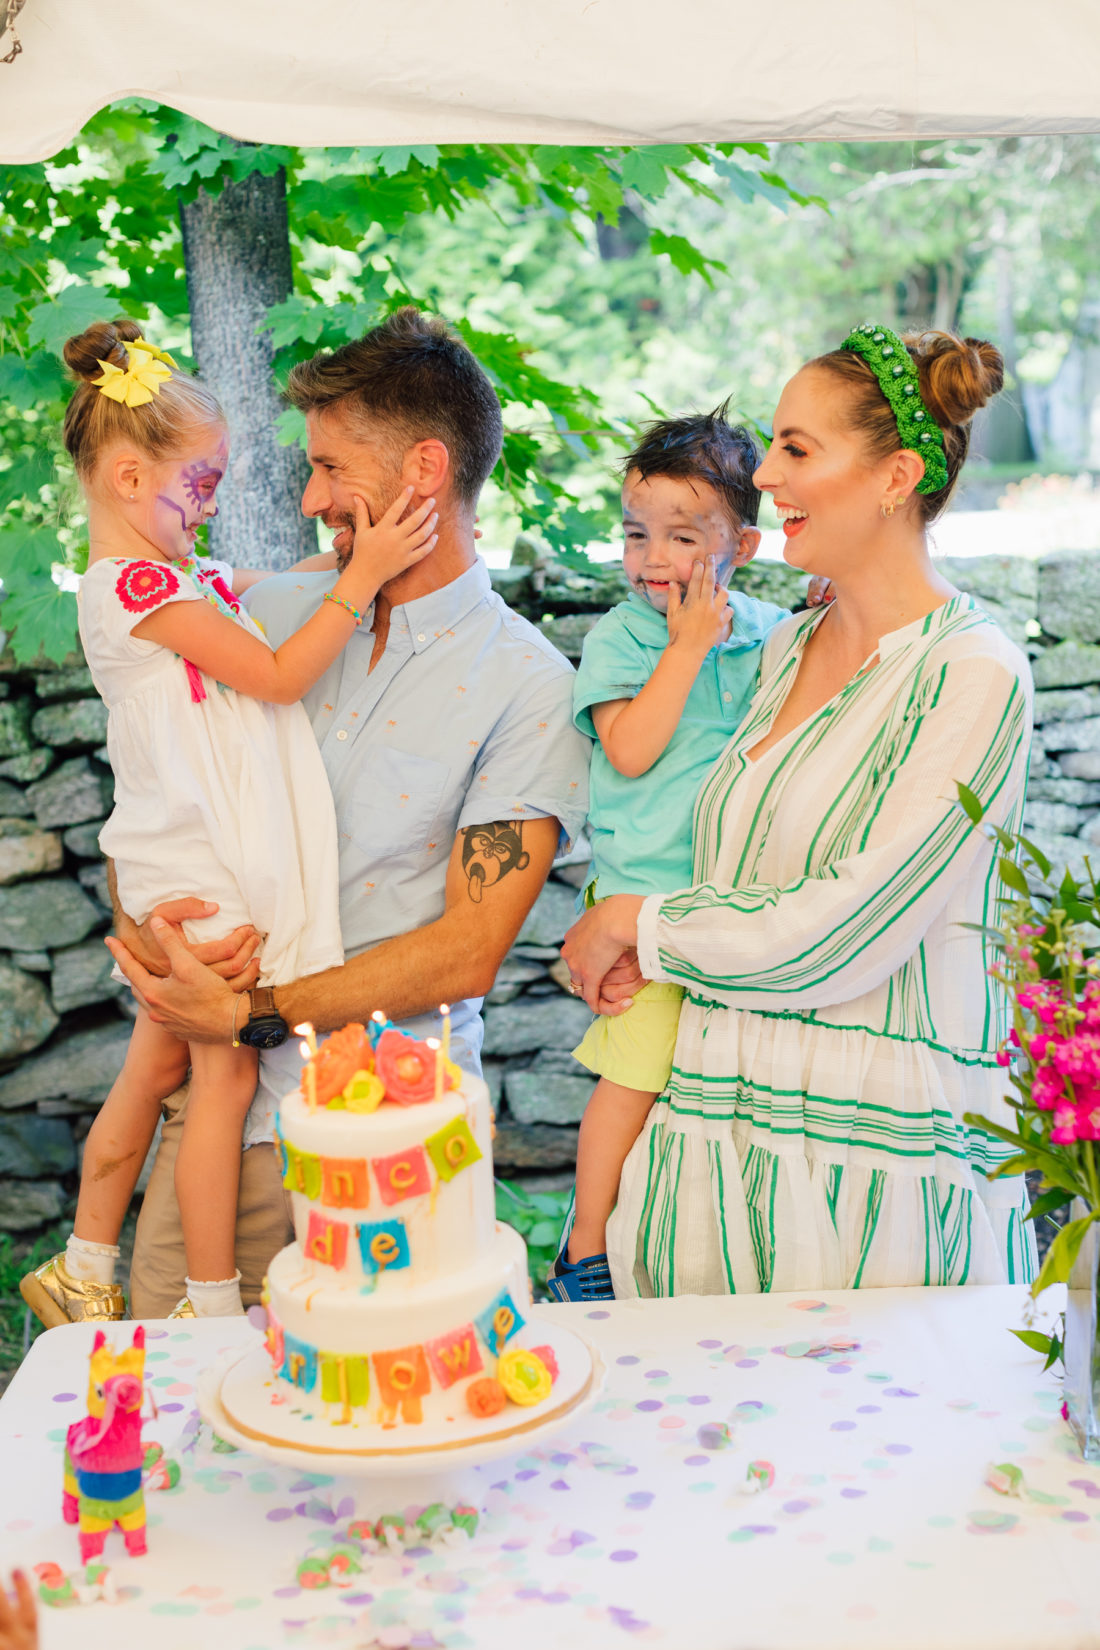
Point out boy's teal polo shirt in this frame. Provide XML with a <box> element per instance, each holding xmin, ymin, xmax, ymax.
<box><xmin>574</xmin><ymin>588</ymin><xmax>789</xmax><ymax>899</ymax></box>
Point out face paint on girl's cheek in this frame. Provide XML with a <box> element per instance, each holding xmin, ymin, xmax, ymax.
<box><xmin>154</xmin><ymin>454</ymin><xmax>226</xmax><ymax>542</ymax></box>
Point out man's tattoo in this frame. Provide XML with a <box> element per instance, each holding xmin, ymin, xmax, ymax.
<box><xmin>460</xmin><ymin>821</ymin><xmax>530</xmax><ymax>904</ymax></box>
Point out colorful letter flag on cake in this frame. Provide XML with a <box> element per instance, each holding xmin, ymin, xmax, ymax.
<box><xmin>320</xmin><ymin>1155</ymin><xmax>369</xmax><ymax>1208</ymax></box>
<box><xmin>305</xmin><ymin>1210</ymin><xmax>349</xmax><ymax>1269</ymax></box>
<box><xmin>424</xmin><ymin>1323</ymin><xmax>483</xmax><ymax>1387</ymax></box>
<box><xmin>319</xmin><ymin>1353</ymin><xmax>370</xmax><ymax>1409</ymax></box>
<box><xmin>371</xmin><ymin>1144</ymin><xmax>431</xmax><ymax>1206</ymax></box>
<box><xmin>475</xmin><ymin>1289</ymin><xmax>524</xmax><ymax>1353</ymax></box>
<box><xmin>356</xmin><ymin>1218</ymin><xmax>410</xmax><ymax>1275</ymax></box>
<box><xmin>424</xmin><ymin>1116</ymin><xmax>483</xmax><ymax>1182</ymax></box>
<box><xmin>372</xmin><ymin>1344</ymin><xmax>431</xmax><ymax>1421</ymax></box>
<box><xmin>281</xmin><ymin>1333</ymin><xmax>317</xmax><ymax>1392</ymax></box>
<box><xmin>264</xmin><ymin>1312</ymin><xmax>285</xmax><ymax>1371</ymax></box>
<box><xmin>274</xmin><ymin>1130</ymin><xmax>288</xmax><ymax>1178</ymax></box>
<box><xmin>283</xmin><ymin>1142</ymin><xmax>322</xmax><ymax>1200</ymax></box>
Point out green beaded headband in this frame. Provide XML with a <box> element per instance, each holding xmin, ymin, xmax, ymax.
<box><xmin>840</xmin><ymin>323</ymin><xmax>949</xmax><ymax>496</ymax></box>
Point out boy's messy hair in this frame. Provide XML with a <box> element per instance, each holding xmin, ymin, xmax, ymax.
<box><xmin>620</xmin><ymin>400</ymin><xmax>761</xmax><ymax>530</ymax></box>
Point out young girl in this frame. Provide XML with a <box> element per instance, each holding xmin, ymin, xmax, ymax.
<box><xmin>21</xmin><ymin>319</ymin><xmax>438</xmax><ymax>1325</ymax></box>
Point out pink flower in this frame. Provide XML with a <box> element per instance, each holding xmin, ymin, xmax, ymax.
<box><xmin>1076</xmin><ymin>1100</ymin><xmax>1100</xmax><ymax>1142</ymax></box>
<box><xmin>996</xmin><ymin>1049</ymin><xmax>1012</xmax><ymax>1068</ymax></box>
<box><xmin>1028</xmin><ymin>1033</ymin><xmax>1049</xmax><ymax>1061</ymax></box>
<box><xmin>1031</xmin><ymin>1067</ymin><xmax>1063</xmax><ymax>1111</ymax></box>
<box><xmin>1050</xmin><ymin>1103</ymin><xmax>1079</xmax><ymax>1145</ymax></box>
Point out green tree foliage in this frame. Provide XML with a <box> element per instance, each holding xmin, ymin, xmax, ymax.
<box><xmin>0</xmin><ymin>104</ymin><xmax>814</xmax><ymax>661</ymax></box>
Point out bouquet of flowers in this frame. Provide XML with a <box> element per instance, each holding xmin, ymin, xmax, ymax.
<box><xmin>958</xmin><ymin>782</ymin><xmax>1100</xmax><ymax>1457</ymax></box>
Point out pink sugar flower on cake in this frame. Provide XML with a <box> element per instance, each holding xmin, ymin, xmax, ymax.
<box><xmin>375</xmin><ymin>1028</ymin><xmax>452</xmax><ymax>1105</ymax></box>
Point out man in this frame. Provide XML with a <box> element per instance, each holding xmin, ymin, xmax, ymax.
<box><xmin>106</xmin><ymin>307</ymin><xmax>589</xmax><ymax>1315</ymax></box>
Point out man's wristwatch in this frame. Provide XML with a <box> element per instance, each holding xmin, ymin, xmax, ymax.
<box><xmin>238</xmin><ymin>986</ymin><xmax>290</xmax><ymax>1050</ymax></box>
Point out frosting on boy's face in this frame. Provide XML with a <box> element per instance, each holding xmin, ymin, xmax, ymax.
<box><xmin>148</xmin><ymin>426</ymin><xmax>228</xmax><ymax>560</ymax></box>
<box><xmin>621</xmin><ymin>470</ymin><xmax>746</xmax><ymax>616</ymax></box>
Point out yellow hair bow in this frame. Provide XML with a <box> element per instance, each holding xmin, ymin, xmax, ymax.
<box><xmin>92</xmin><ymin>339</ymin><xmax>179</xmax><ymax>408</ymax></box>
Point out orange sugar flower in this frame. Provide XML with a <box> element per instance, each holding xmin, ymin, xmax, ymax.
<box><xmin>309</xmin><ymin>1023</ymin><xmax>374</xmax><ymax>1105</ymax></box>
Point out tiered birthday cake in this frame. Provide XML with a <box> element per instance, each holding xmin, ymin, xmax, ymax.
<box><xmin>212</xmin><ymin>1017</ymin><xmax>594</xmax><ymax>1457</ymax></box>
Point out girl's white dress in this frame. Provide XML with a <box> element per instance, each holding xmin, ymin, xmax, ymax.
<box><xmin>78</xmin><ymin>555</ymin><xmax>343</xmax><ymax>987</ymax></box>
<box><xmin>607</xmin><ymin>595</ymin><xmax>1039</xmax><ymax>1296</ymax></box>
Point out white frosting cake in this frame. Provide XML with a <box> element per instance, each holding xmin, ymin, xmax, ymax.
<box><xmin>258</xmin><ymin>1021</ymin><xmax>558</xmax><ymax>1435</ymax></box>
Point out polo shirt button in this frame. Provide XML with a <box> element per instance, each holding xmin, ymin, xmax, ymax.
<box><xmin>335</xmin><ymin>729</ymin><xmax>348</xmax><ymax>741</ymax></box>
<box><xmin>417</xmin><ymin>632</ymin><xmax>426</xmax><ymax>643</ymax></box>
<box><xmin>723</xmin><ymin>691</ymin><xmax>733</xmax><ymax>703</ymax></box>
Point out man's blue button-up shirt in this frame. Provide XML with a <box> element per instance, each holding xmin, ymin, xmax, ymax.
<box><xmin>241</xmin><ymin>557</ymin><xmax>590</xmax><ymax>1144</ymax></box>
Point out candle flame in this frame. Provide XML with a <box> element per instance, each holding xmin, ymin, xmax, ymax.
<box><xmin>293</xmin><ymin>1022</ymin><xmax>314</xmax><ymax>1038</ymax></box>
<box><xmin>426</xmin><ymin>1037</ymin><xmax>440</xmax><ymax>1050</ymax></box>
<box><xmin>439</xmin><ymin>1003</ymin><xmax>451</xmax><ymax>1015</ymax></box>
<box><xmin>299</xmin><ymin>1041</ymin><xmax>311</xmax><ymax>1060</ymax></box>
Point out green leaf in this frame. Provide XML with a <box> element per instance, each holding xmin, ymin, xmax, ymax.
<box><xmin>1026</xmin><ymin>1186</ymin><xmax>1072</xmax><ymax>1223</ymax></box>
<box><xmin>0</xmin><ymin>574</ymin><xmax>78</xmax><ymax>664</ymax></box>
<box><xmin>955</xmin><ymin>780</ymin><xmax>985</xmax><ymax>824</ymax></box>
<box><xmin>1011</xmin><ymin>1328</ymin><xmax>1058</xmax><ymax>1355</ymax></box>
<box><xmin>998</xmin><ymin>857</ymin><xmax>1030</xmax><ymax>896</ymax></box>
<box><xmin>647</xmin><ymin>230</ymin><xmax>725</xmax><ymax>284</ymax></box>
<box><xmin>377</xmin><ymin>145</ymin><xmax>441</xmax><ymax>176</ymax></box>
<box><xmin>1031</xmin><ymin>1211</ymin><xmax>1097</xmax><ymax>1297</ymax></box>
<box><xmin>620</xmin><ymin>146</ymin><xmax>691</xmax><ymax>201</ymax></box>
<box><xmin>0</xmin><ymin>349</ymin><xmax>66</xmax><ymax>411</ymax></box>
<box><xmin>1016</xmin><ymin>834</ymin><xmax>1052</xmax><ymax>879</ymax></box>
<box><xmin>259</xmin><ymin>296</ymin><xmax>330</xmax><ymax>350</ymax></box>
<box><xmin>27</xmin><ymin>284</ymin><xmax>119</xmax><ymax>357</ymax></box>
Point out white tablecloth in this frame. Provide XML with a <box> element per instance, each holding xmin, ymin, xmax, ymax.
<box><xmin>1</xmin><ymin>1286</ymin><xmax>1098</xmax><ymax>1650</ymax></box>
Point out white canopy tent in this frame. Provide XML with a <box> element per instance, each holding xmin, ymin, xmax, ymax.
<box><xmin>0</xmin><ymin>0</ymin><xmax>1098</xmax><ymax>162</ymax></box>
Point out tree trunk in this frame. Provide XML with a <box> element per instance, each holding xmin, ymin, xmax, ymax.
<box><xmin>975</xmin><ymin>219</ymin><xmax>1036</xmax><ymax>466</ymax></box>
<box><xmin>180</xmin><ymin>161</ymin><xmax>316</xmax><ymax>570</ymax></box>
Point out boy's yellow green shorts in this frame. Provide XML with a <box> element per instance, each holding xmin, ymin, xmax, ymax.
<box><xmin>572</xmin><ymin>981</ymin><xmax>685</xmax><ymax>1094</ymax></box>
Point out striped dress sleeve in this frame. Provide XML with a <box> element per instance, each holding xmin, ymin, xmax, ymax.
<box><xmin>636</xmin><ymin>650</ymin><xmax>1029</xmax><ymax>1011</ymax></box>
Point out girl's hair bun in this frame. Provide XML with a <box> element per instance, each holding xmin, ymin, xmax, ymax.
<box><xmin>907</xmin><ymin>330</ymin><xmax>1005</xmax><ymax>430</ymax></box>
<box><xmin>62</xmin><ymin>318</ymin><xmax>146</xmax><ymax>382</ymax></box>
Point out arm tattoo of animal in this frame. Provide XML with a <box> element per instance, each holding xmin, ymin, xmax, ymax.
<box><xmin>460</xmin><ymin>821</ymin><xmax>531</xmax><ymax>904</ymax></box>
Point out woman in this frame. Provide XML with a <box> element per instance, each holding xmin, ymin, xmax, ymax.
<box><xmin>562</xmin><ymin>325</ymin><xmax>1038</xmax><ymax>1297</ymax></box>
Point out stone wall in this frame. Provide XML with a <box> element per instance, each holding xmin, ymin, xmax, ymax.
<box><xmin>1</xmin><ymin>544</ymin><xmax>1099</xmax><ymax>1235</ymax></box>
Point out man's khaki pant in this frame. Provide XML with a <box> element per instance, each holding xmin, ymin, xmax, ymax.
<box><xmin>129</xmin><ymin>1080</ymin><xmax>293</xmax><ymax>1317</ymax></box>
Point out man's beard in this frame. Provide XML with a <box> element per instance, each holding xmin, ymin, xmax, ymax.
<box><xmin>331</xmin><ymin>482</ymin><xmax>406</xmax><ymax>574</ymax></box>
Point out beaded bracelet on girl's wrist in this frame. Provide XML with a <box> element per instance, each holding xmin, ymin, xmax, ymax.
<box><xmin>323</xmin><ymin>591</ymin><xmax>364</xmax><ymax>625</ymax></box>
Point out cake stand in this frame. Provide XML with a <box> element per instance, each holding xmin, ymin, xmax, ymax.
<box><xmin>196</xmin><ymin>1308</ymin><xmax>604</xmax><ymax>1485</ymax></box>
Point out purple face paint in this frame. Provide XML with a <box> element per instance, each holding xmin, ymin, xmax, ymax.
<box><xmin>151</xmin><ymin>435</ymin><xmax>227</xmax><ymax>557</ymax></box>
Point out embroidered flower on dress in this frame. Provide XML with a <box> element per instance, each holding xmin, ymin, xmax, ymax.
<box><xmin>115</xmin><ymin>560</ymin><xmax>180</xmax><ymax>613</ymax></box>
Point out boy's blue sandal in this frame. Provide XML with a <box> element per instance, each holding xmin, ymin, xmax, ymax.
<box><xmin>546</xmin><ymin>1247</ymin><xmax>614</xmax><ymax>1303</ymax></box>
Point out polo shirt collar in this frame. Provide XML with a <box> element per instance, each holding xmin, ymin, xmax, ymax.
<box><xmin>388</xmin><ymin>557</ymin><xmax>493</xmax><ymax>655</ymax></box>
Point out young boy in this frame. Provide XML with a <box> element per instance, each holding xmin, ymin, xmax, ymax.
<box><xmin>549</xmin><ymin>404</ymin><xmax>820</xmax><ymax>1302</ymax></box>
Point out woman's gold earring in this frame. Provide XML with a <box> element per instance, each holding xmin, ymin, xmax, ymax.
<box><xmin>880</xmin><ymin>499</ymin><xmax>896</xmax><ymax>519</ymax></box>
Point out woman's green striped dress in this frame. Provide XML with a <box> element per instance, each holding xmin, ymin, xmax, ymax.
<box><xmin>607</xmin><ymin>594</ymin><xmax>1038</xmax><ymax>1296</ymax></box>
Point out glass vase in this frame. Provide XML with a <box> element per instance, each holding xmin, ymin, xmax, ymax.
<box><xmin>1064</xmin><ymin>1198</ymin><xmax>1100</xmax><ymax>1461</ymax></box>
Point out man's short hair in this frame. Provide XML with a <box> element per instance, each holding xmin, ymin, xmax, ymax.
<box><xmin>286</xmin><ymin>306</ymin><xmax>503</xmax><ymax>505</ymax></box>
<box><xmin>621</xmin><ymin>400</ymin><xmax>761</xmax><ymax>530</ymax></box>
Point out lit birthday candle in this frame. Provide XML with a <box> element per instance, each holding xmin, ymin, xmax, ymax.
<box><xmin>427</xmin><ymin>1036</ymin><xmax>443</xmax><ymax>1103</ymax></box>
<box><xmin>439</xmin><ymin>1003</ymin><xmax>451</xmax><ymax>1071</ymax></box>
<box><xmin>295</xmin><ymin>1023</ymin><xmax>318</xmax><ymax>1112</ymax></box>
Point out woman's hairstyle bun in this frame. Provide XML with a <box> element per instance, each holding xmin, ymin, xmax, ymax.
<box><xmin>61</xmin><ymin>317</ymin><xmax>224</xmax><ymax>480</ymax></box>
<box><xmin>809</xmin><ymin>327</ymin><xmax>1005</xmax><ymax>525</ymax></box>
<box><xmin>909</xmin><ymin>330</ymin><xmax>1005</xmax><ymax>430</ymax></box>
<box><xmin>62</xmin><ymin>318</ymin><xmax>146</xmax><ymax>383</ymax></box>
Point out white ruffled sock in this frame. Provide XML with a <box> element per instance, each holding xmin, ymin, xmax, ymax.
<box><xmin>65</xmin><ymin>1235</ymin><xmax>120</xmax><ymax>1286</ymax></box>
<box><xmin>185</xmin><ymin>1272</ymin><xmax>244</xmax><ymax>1317</ymax></box>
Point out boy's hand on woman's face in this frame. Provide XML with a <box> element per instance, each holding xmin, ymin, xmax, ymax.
<box><xmin>666</xmin><ymin>557</ymin><xmax>733</xmax><ymax>656</ymax></box>
<box><xmin>806</xmin><ymin>576</ymin><xmax>835</xmax><ymax>607</ymax></box>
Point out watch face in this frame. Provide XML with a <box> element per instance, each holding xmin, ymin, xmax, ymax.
<box><xmin>242</xmin><ymin>1016</ymin><xmax>289</xmax><ymax>1050</ymax></box>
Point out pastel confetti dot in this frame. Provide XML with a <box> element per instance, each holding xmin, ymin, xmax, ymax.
<box><xmin>166</xmin><ymin>1382</ymin><xmax>192</xmax><ymax>1396</ymax></box>
<box><xmin>884</xmin><ymin>1387</ymin><xmax>919</xmax><ymax>1398</ymax></box>
<box><xmin>635</xmin><ymin>1400</ymin><xmax>662</xmax><ymax>1413</ymax></box>
<box><xmin>1061</xmin><ymin>1511</ymin><xmax>1089</xmax><ymax>1523</ymax></box>
<box><xmin>827</xmin><ymin>1364</ymin><xmax>853</xmax><ymax>1375</ymax></box>
<box><xmin>841</xmin><ymin>1488</ymin><xmax>866</xmax><ymax>1500</ymax></box>
<box><xmin>266</xmin><ymin>1508</ymin><xmax>294</xmax><ymax>1522</ymax></box>
<box><xmin>697</xmin><ymin>1339</ymin><xmax>721</xmax><ymax>1349</ymax></box>
<box><xmin>516</xmin><ymin>1469</ymin><xmax>539</xmax><ymax>1481</ymax></box>
<box><xmin>689</xmin><ymin>1481</ymin><xmax>716</xmax><ymax>1493</ymax></box>
<box><xmin>735</xmin><ymin>1359</ymin><xmax>759</xmax><ymax>1369</ymax></box>
<box><xmin>1070</xmin><ymin>1479</ymin><xmax>1100</xmax><ymax>1498</ymax></box>
<box><xmin>625</xmin><ymin>1491</ymin><xmax>654</xmax><ymax>1509</ymax></box>
<box><xmin>827</xmin><ymin>1552</ymin><xmax>855</xmax><ymax>1565</ymax></box>
<box><xmin>727</xmin><ymin>1529</ymin><xmax>755</xmax><ymax>1543</ymax></box>
<box><xmin>46</xmin><ymin>1428</ymin><xmax>66</xmax><ymax>1443</ymax></box>
<box><xmin>551</xmin><ymin>1479</ymin><xmax>570</xmax><ymax>1491</ymax></box>
<box><xmin>884</xmin><ymin>1444</ymin><xmax>912</xmax><ymax>1456</ymax></box>
<box><xmin>51</xmin><ymin>1392</ymin><xmax>77</xmax><ymax>1403</ymax></box>
<box><xmin>744</xmin><ymin>1524</ymin><xmax>776</xmax><ymax>1535</ymax></box>
<box><xmin>616</xmin><ymin>1355</ymin><xmax>640</xmax><ymax>1366</ymax></box>
<box><xmin>684</xmin><ymin>1455</ymin><xmax>710</xmax><ymax>1466</ymax></box>
<box><xmin>928</xmin><ymin>1515</ymin><xmax>955</xmax><ymax>1528</ymax></box>
<box><xmin>686</xmin><ymin>1394</ymin><xmax>711</xmax><ymax>1405</ymax></box>
<box><xmin>585</xmin><ymin>1310</ymin><xmax>610</xmax><ymax>1319</ymax></box>
<box><xmin>644</xmin><ymin>1369</ymin><xmax>669</xmax><ymax>1380</ymax></box>
<box><xmin>792</xmin><ymin>1299</ymin><xmax>828</xmax><ymax>1311</ymax></box>
<box><xmin>658</xmin><ymin>1416</ymin><xmax>685</xmax><ymax>1429</ymax></box>
<box><xmin>856</xmin><ymin>1405</ymin><xmax>882</xmax><ymax>1414</ymax></box>
<box><xmin>831</xmin><ymin>1421</ymin><xmax>856</xmax><ymax>1432</ymax></box>
<box><xmin>145</xmin><ymin>1352</ymin><xmax>170</xmax><ymax>1363</ymax></box>
<box><xmin>610</xmin><ymin>1550</ymin><xmax>637</xmax><ymax>1562</ymax></box>
<box><xmin>159</xmin><ymin>1402</ymin><xmax>185</xmax><ymax>1413</ymax></box>
<box><xmin>4</xmin><ymin>1520</ymin><xmax>31</xmax><ymax>1532</ymax></box>
<box><xmin>783</xmin><ymin>1500</ymin><xmax>813</xmax><ymax>1514</ymax></box>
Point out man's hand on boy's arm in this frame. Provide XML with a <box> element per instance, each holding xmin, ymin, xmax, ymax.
<box><xmin>595</xmin><ymin>556</ymin><xmax>730</xmax><ymax>780</ymax></box>
<box><xmin>104</xmin><ymin>817</ymin><xmax>560</xmax><ymax>1043</ymax></box>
